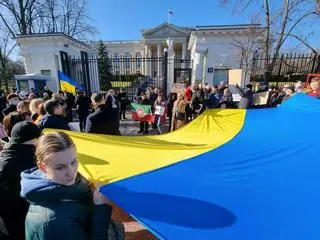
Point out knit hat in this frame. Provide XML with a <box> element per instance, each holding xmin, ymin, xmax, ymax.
<box><xmin>10</xmin><ymin>121</ymin><xmax>41</xmax><ymax>144</ymax></box>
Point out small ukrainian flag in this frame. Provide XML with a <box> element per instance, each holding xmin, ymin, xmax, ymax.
<box><xmin>58</xmin><ymin>70</ymin><xmax>84</xmax><ymax>94</ymax></box>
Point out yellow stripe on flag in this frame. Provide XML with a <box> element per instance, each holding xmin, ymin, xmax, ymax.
<box><xmin>60</xmin><ymin>80</ymin><xmax>76</xmax><ymax>94</ymax></box>
<box><xmin>45</xmin><ymin>109</ymin><xmax>246</xmax><ymax>185</ymax></box>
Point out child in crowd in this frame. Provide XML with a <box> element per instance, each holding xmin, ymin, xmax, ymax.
<box><xmin>20</xmin><ymin>132</ymin><xmax>113</xmax><ymax>240</ymax></box>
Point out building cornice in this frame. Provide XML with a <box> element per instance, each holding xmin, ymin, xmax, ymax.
<box><xmin>16</xmin><ymin>33</ymin><xmax>91</xmax><ymax>49</ymax></box>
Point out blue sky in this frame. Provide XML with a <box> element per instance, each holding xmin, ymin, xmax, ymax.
<box><xmin>88</xmin><ymin>0</ymin><xmax>256</xmax><ymax>40</ymax></box>
<box><xmin>88</xmin><ymin>0</ymin><xmax>319</xmax><ymax>51</ymax></box>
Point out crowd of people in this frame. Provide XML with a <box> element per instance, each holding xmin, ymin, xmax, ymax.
<box><xmin>0</xmin><ymin>86</ymin><xmax>128</xmax><ymax>240</ymax></box>
<box><xmin>0</xmin><ymin>75</ymin><xmax>319</xmax><ymax>239</ymax></box>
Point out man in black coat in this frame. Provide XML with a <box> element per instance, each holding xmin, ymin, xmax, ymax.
<box><xmin>85</xmin><ymin>93</ymin><xmax>120</xmax><ymax>135</ymax></box>
<box><xmin>75</xmin><ymin>91</ymin><xmax>91</xmax><ymax>132</ymax></box>
<box><xmin>0</xmin><ymin>122</ymin><xmax>41</xmax><ymax>240</ymax></box>
<box><xmin>116</xmin><ymin>88</ymin><xmax>128</xmax><ymax>120</ymax></box>
<box><xmin>38</xmin><ymin>100</ymin><xmax>71</xmax><ymax>131</ymax></box>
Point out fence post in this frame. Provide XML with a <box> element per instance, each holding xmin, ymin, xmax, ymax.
<box><xmin>163</xmin><ymin>51</ymin><xmax>168</xmax><ymax>97</ymax></box>
<box><xmin>316</xmin><ymin>55</ymin><xmax>320</xmax><ymax>73</ymax></box>
<box><xmin>81</xmin><ymin>51</ymin><xmax>92</xmax><ymax>95</ymax></box>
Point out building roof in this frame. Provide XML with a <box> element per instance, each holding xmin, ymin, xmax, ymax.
<box><xmin>195</xmin><ymin>24</ymin><xmax>262</xmax><ymax>31</ymax></box>
<box><xmin>16</xmin><ymin>33</ymin><xmax>91</xmax><ymax>49</ymax></box>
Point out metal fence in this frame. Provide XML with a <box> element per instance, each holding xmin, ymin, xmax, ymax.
<box><xmin>61</xmin><ymin>51</ymin><xmax>192</xmax><ymax>99</ymax></box>
<box><xmin>251</xmin><ymin>53</ymin><xmax>320</xmax><ymax>82</ymax></box>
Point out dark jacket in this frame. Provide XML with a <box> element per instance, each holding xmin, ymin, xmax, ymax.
<box><xmin>85</xmin><ymin>104</ymin><xmax>120</xmax><ymax>135</ymax></box>
<box><xmin>0</xmin><ymin>143</ymin><xmax>36</xmax><ymax>239</ymax></box>
<box><xmin>2</xmin><ymin>104</ymin><xmax>16</xmax><ymax>116</ymax></box>
<box><xmin>236</xmin><ymin>86</ymin><xmax>253</xmax><ymax>109</ymax></box>
<box><xmin>206</xmin><ymin>91</ymin><xmax>221</xmax><ymax>109</ymax></box>
<box><xmin>116</xmin><ymin>92</ymin><xmax>127</xmax><ymax>106</ymax></box>
<box><xmin>190</xmin><ymin>88</ymin><xmax>205</xmax><ymax>112</ymax></box>
<box><xmin>20</xmin><ymin>168</ymin><xmax>112</xmax><ymax>240</ymax></box>
<box><xmin>38</xmin><ymin>114</ymin><xmax>70</xmax><ymax>131</ymax></box>
<box><xmin>75</xmin><ymin>95</ymin><xmax>91</xmax><ymax>116</ymax></box>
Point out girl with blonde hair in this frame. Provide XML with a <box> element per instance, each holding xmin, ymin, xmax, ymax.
<box><xmin>20</xmin><ymin>132</ymin><xmax>113</xmax><ymax>240</ymax></box>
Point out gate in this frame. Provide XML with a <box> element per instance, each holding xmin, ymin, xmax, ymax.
<box><xmin>174</xmin><ymin>59</ymin><xmax>192</xmax><ymax>86</ymax></box>
<box><xmin>60</xmin><ymin>51</ymin><xmax>193</xmax><ymax>99</ymax></box>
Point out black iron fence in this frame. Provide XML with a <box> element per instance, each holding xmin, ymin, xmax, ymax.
<box><xmin>174</xmin><ymin>59</ymin><xmax>193</xmax><ymax>85</ymax></box>
<box><xmin>61</xmin><ymin>51</ymin><xmax>192</xmax><ymax>99</ymax></box>
<box><xmin>251</xmin><ymin>53</ymin><xmax>320</xmax><ymax>82</ymax></box>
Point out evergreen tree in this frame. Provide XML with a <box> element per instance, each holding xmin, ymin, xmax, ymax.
<box><xmin>97</xmin><ymin>40</ymin><xmax>113</xmax><ymax>91</ymax></box>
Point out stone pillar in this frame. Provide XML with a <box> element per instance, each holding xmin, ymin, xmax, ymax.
<box><xmin>182</xmin><ymin>42</ymin><xmax>187</xmax><ymax>60</ymax></box>
<box><xmin>166</xmin><ymin>38</ymin><xmax>175</xmax><ymax>94</ymax></box>
<box><xmin>157</xmin><ymin>43</ymin><xmax>161</xmax><ymax>79</ymax></box>
<box><xmin>148</xmin><ymin>47</ymin><xmax>152</xmax><ymax>77</ymax></box>
<box><xmin>193</xmin><ymin>50</ymin><xmax>204</xmax><ymax>83</ymax></box>
<box><xmin>144</xmin><ymin>45</ymin><xmax>148</xmax><ymax>76</ymax></box>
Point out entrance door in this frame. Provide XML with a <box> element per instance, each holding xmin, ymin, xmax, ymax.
<box><xmin>213</xmin><ymin>69</ymin><xmax>229</xmax><ymax>85</ymax></box>
<box><xmin>34</xmin><ymin>80</ymin><xmax>46</xmax><ymax>93</ymax></box>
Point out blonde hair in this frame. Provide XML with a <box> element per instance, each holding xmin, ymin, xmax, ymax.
<box><xmin>36</xmin><ymin>132</ymin><xmax>76</xmax><ymax>164</ymax></box>
<box><xmin>30</xmin><ymin>98</ymin><xmax>44</xmax><ymax>114</ymax></box>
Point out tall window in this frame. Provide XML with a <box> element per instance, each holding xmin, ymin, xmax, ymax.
<box><xmin>113</xmin><ymin>53</ymin><xmax>119</xmax><ymax>74</ymax></box>
<box><xmin>136</xmin><ymin>53</ymin><xmax>141</xmax><ymax>73</ymax></box>
<box><xmin>124</xmin><ymin>53</ymin><xmax>130</xmax><ymax>74</ymax></box>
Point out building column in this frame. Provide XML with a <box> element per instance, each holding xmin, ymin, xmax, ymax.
<box><xmin>182</xmin><ymin>42</ymin><xmax>187</xmax><ymax>60</ymax></box>
<box><xmin>144</xmin><ymin>44</ymin><xmax>149</xmax><ymax>76</ymax></box>
<box><xmin>157</xmin><ymin>43</ymin><xmax>161</xmax><ymax>79</ymax></box>
<box><xmin>148</xmin><ymin>46</ymin><xmax>152</xmax><ymax>77</ymax></box>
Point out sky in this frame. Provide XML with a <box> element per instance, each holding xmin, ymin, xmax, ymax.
<box><xmin>88</xmin><ymin>0</ymin><xmax>257</xmax><ymax>41</ymax></box>
<box><xmin>87</xmin><ymin>0</ymin><xmax>319</xmax><ymax>51</ymax></box>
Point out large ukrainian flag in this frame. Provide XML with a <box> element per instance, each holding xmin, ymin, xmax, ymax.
<box><xmin>46</xmin><ymin>94</ymin><xmax>320</xmax><ymax>240</ymax></box>
<box><xmin>58</xmin><ymin>70</ymin><xmax>84</xmax><ymax>94</ymax></box>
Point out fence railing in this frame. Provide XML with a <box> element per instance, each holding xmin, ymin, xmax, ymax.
<box><xmin>251</xmin><ymin>53</ymin><xmax>320</xmax><ymax>82</ymax></box>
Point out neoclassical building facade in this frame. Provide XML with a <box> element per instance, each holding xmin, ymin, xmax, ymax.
<box><xmin>102</xmin><ymin>22</ymin><xmax>264</xmax><ymax>86</ymax></box>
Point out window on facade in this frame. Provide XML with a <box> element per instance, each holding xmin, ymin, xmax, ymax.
<box><xmin>113</xmin><ymin>53</ymin><xmax>119</xmax><ymax>73</ymax></box>
<box><xmin>17</xmin><ymin>80</ymin><xmax>29</xmax><ymax>91</ymax></box>
<box><xmin>136</xmin><ymin>53</ymin><xmax>141</xmax><ymax>71</ymax></box>
<box><xmin>124</xmin><ymin>53</ymin><xmax>130</xmax><ymax>70</ymax></box>
<box><xmin>41</xmin><ymin>70</ymin><xmax>51</xmax><ymax>76</ymax></box>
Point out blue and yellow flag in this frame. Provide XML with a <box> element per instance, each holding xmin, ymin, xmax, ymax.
<box><xmin>58</xmin><ymin>70</ymin><xmax>84</xmax><ymax>94</ymax></box>
<box><xmin>45</xmin><ymin>94</ymin><xmax>320</xmax><ymax>240</ymax></box>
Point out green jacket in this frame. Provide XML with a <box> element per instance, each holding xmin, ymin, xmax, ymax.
<box><xmin>20</xmin><ymin>168</ymin><xmax>112</xmax><ymax>240</ymax></box>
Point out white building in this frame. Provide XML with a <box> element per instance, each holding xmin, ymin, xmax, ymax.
<box><xmin>102</xmin><ymin>22</ymin><xmax>264</xmax><ymax>86</ymax></box>
<box><xmin>15</xmin><ymin>33</ymin><xmax>98</xmax><ymax>93</ymax></box>
<box><xmin>15</xmin><ymin>23</ymin><xmax>263</xmax><ymax>95</ymax></box>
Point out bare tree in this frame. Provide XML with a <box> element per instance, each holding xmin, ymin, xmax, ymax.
<box><xmin>230</xmin><ymin>26</ymin><xmax>264</xmax><ymax>84</ymax></box>
<box><xmin>0</xmin><ymin>26</ymin><xmax>20</xmax><ymax>92</ymax></box>
<box><xmin>0</xmin><ymin>0</ymin><xmax>96</xmax><ymax>39</ymax></box>
<box><xmin>221</xmin><ymin>0</ymin><xmax>319</xmax><ymax>82</ymax></box>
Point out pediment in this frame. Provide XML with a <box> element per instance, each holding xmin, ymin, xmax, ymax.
<box><xmin>143</xmin><ymin>23</ymin><xmax>190</xmax><ymax>38</ymax></box>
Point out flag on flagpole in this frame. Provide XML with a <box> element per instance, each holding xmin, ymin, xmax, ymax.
<box><xmin>168</xmin><ymin>10</ymin><xmax>174</xmax><ymax>15</ymax></box>
<box><xmin>58</xmin><ymin>70</ymin><xmax>84</xmax><ymax>94</ymax></box>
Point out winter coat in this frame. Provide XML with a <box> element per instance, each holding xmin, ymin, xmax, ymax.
<box><xmin>38</xmin><ymin>114</ymin><xmax>70</xmax><ymax>131</ymax></box>
<box><xmin>190</xmin><ymin>89</ymin><xmax>205</xmax><ymax>112</ymax></box>
<box><xmin>20</xmin><ymin>168</ymin><xmax>112</xmax><ymax>240</ymax></box>
<box><xmin>0</xmin><ymin>143</ymin><xmax>36</xmax><ymax>239</ymax></box>
<box><xmin>206</xmin><ymin>91</ymin><xmax>221</xmax><ymax>109</ymax></box>
<box><xmin>75</xmin><ymin>95</ymin><xmax>91</xmax><ymax>116</ymax></box>
<box><xmin>85</xmin><ymin>104</ymin><xmax>120</xmax><ymax>135</ymax></box>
